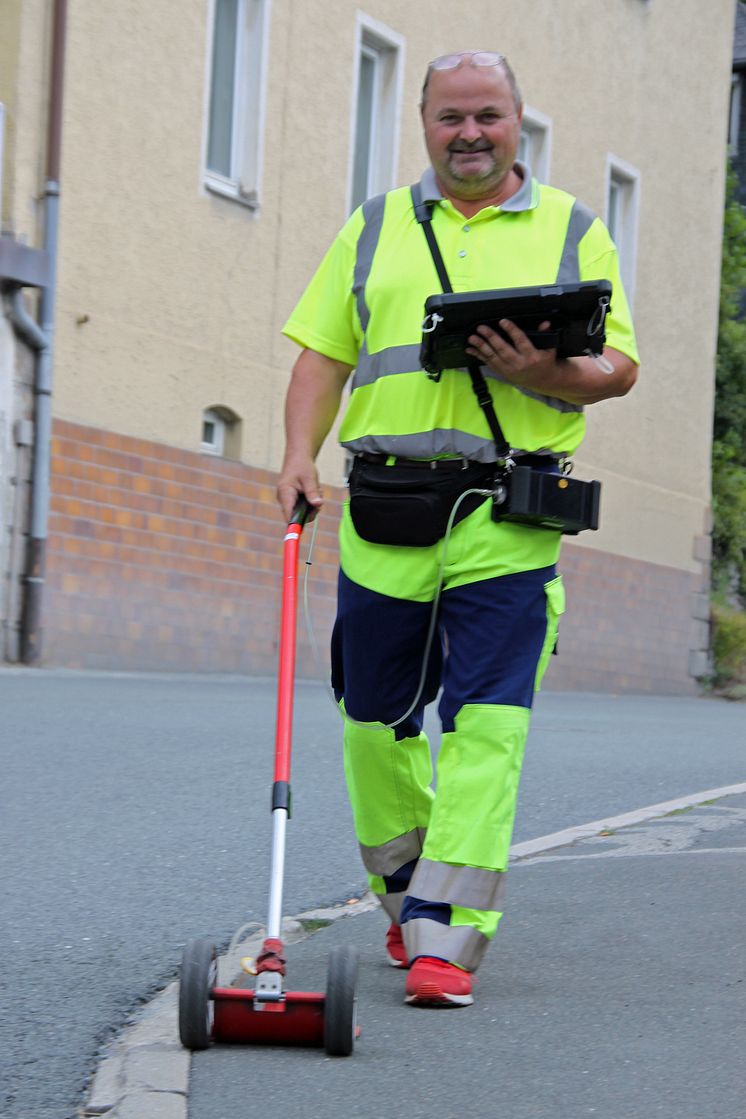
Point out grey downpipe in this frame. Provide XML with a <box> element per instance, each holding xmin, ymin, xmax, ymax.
<box><xmin>3</xmin><ymin>292</ymin><xmax>45</xmax><ymax>662</ymax></box>
<box><xmin>20</xmin><ymin>0</ymin><xmax>67</xmax><ymax>664</ymax></box>
<box><xmin>5</xmin><ymin>289</ymin><xmax>47</xmax><ymax>352</ymax></box>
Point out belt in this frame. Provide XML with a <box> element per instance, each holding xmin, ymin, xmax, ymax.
<box><xmin>357</xmin><ymin>453</ymin><xmax>485</xmax><ymax>472</ymax></box>
<box><xmin>356</xmin><ymin>452</ymin><xmax>560</xmax><ymax>472</ymax></box>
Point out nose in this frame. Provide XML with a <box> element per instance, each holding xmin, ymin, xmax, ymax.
<box><xmin>459</xmin><ymin>115</ymin><xmax>483</xmax><ymax>142</ymax></box>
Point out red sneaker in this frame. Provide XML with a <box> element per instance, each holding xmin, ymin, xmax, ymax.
<box><xmin>405</xmin><ymin>956</ymin><xmax>474</xmax><ymax>1007</ymax></box>
<box><xmin>385</xmin><ymin>922</ymin><xmax>409</xmax><ymax>968</ymax></box>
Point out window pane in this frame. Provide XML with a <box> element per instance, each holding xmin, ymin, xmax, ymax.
<box><xmin>207</xmin><ymin>0</ymin><xmax>239</xmax><ymax>176</ymax></box>
<box><xmin>351</xmin><ymin>52</ymin><xmax>376</xmax><ymax>211</ymax></box>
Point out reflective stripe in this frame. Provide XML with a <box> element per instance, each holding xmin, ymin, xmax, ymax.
<box><xmin>353</xmin><ymin>193</ymin><xmax>386</xmax><ymax>333</ymax></box>
<box><xmin>352</xmin><ymin>343</ymin><xmax>421</xmax><ymax>389</ymax></box>
<box><xmin>354</xmin><ymin>345</ymin><xmax>582</xmax><ymax>415</ymax></box>
<box><xmin>481</xmin><ymin>367</ymin><xmax>584</xmax><ymax>415</ymax></box>
<box><xmin>409</xmin><ymin>858</ymin><xmax>507</xmax><ymax>912</ymax></box>
<box><xmin>342</xmin><ymin>429</ymin><xmax>497</xmax><ymax>462</ymax></box>
<box><xmin>404</xmin><ymin>917</ymin><xmax>489</xmax><ymax>971</ymax></box>
<box><xmin>379</xmin><ymin>891</ymin><xmax>405</xmax><ymax>922</ymax></box>
<box><xmin>555</xmin><ymin>199</ymin><xmax>596</xmax><ymax>284</ymax></box>
<box><xmin>359</xmin><ymin>828</ymin><xmax>427</xmax><ymax>877</ymax></box>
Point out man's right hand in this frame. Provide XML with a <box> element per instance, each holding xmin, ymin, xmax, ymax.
<box><xmin>276</xmin><ymin>348</ymin><xmax>354</xmax><ymax>525</ymax></box>
<box><xmin>277</xmin><ymin>459</ymin><xmax>324</xmax><ymax>524</ymax></box>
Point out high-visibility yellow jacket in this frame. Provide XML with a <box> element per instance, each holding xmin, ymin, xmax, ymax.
<box><xmin>283</xmin><ymin>163</ymin><xmax>639</xmax><ymax>462</ymax></box>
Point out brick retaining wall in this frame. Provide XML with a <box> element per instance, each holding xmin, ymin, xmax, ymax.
<box><xmin>43</xmin><ymin>420</ymin><xmax>702</xmax><ymax>694</ymax></box>
<box><xmin>45</xmin><ymin>421</ymin><xmax>341</xmax><ymax>675</ymax></box>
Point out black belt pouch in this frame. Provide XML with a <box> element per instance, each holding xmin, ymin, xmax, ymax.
<box><xmin>348</xmin><ymin>458</ymin><xmax>492</xmax><ymax>547</ymax></box>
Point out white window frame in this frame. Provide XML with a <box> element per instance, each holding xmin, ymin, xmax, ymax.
<box><xmin>347</xmin><ymin>14</ymin><xmax>405</xmax><ymax>214</ymax></box>
<box><xmin>518</xmin><ymin>105</ymin><xmax>552</xmax><ymax>183</ymax></box>
<box><xmin>604</xmin><ymin>154</ymin><xmax>641</xmax><ymax>308</ymax></box>
<box><xmin>201</xmin><ymin>0</ymin><xmax>271</xmax><ymax>210</ymax></box>
<box><xmin>201</xmin><ymin>409</ymin><xmax>226</xmax><ymax>455</ymax></box>
<box><xmin>729</xmin><ymin>73</ymin><xmax>742</xmax><ymax>157</ymax></box>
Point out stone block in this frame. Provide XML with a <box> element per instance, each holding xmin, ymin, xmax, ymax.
<box><xmin>690</xmin><ymin>592</ymin><xmax>711</xmax><ymax>621</ymax></box>
<box><xmin>692</xmin><ymin>534</ymin><xmax>712</xmax><ymax>564</ymax></box>
<box><xmin>125</xmin><ymin>1046</ymin><xmax>189</xmax><ymax>1096</ymax></box>
<box><xmin>689</xmin><ymin>649</ymin><xmax>713</xmax><ymax>678</ymax></box>
<box><xmin>108</xmin><ymin>1091</ymin><xmax>186</xmax><ymax>1119</ymax></box>
<box><xmin>84</xmin><ymin>1052</ymin><xmax>125</xmax><ymax>1114</ymax></box>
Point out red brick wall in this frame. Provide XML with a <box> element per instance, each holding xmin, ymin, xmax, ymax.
<box><xmin>45</xmin><ymin>421</ymin><xmax>341</xmax><ymax>675</ymax></box>
<box><xmin>553</xmin><ymin>546</ymin><xmax>701</xmax><ymax>695</ymax></box>
<box><xmin>44</xmin><ymin>420</ymin><xmax>702</xmax><ymax>694</ymax></box>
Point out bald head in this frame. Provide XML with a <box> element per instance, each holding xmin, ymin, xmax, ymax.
<box><xmin>420</xmin><ymin>51</ymin><xmax>522</xmax><ymax>112</ymax></box>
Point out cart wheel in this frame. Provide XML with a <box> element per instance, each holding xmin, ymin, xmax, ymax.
<box><xmin>324</xmin><ymin>945</ymin><xmax>359</xmax><ymax>1057</ymax></box>
<box><xmin>179</xmin><ymin>938</ymin><xmax>217</xmax><ymax>1050</ymax></box>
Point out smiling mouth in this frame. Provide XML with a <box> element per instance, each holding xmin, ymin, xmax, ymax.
<box><xmin>449</xmin><ymin>149</ymin><xmax>494</xmax><ymax>165</ymax></box>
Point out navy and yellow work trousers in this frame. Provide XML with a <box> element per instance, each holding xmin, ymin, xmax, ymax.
<box><xmin>331</xmin><ymin>496</ymin><xmax>565</xmax><ymax>972</ymax></box>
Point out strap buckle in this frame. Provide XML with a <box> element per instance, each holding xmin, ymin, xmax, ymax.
<box><xmin>421</xmin><ymin>312</ymin><xmax>444</xmax><ymax>334</ymax></box>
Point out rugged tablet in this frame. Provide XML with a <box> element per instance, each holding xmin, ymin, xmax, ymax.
<box><xmin>419</xmin><ymin>280</ymin><xmax>612</xmax><ymax>376</ymax></box>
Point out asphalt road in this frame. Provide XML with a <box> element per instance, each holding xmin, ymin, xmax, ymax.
<box><xmin>1</xmin><ymin>670</ymin><xmax>744</xmax><ymax>1118</ymax></box>
<box><xmin>191</xmin><ymin>799</ymin><xmax>746</xmax><ymax>1119</ymax></box>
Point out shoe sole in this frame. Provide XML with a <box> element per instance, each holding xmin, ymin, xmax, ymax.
<box><xmin>405</xmin><ymin>982</ymin><xmax>473</xmax><ymax>1007</ymax></box>
<box><xmin>386</xmin><ymin>952</ymin><xmax>410</xmax><ymax>969</ymax></box>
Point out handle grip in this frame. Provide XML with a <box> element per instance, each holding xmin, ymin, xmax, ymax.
<box><xmin>288</xmin><ymin>496</ymin><xmax>310</xmax><ymax>527</ymax></box>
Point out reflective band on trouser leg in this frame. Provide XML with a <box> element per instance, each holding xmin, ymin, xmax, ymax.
<box><xmin>359</xmin><ymin>827</ymin><xmax>428</xmax><ymax>923</ymax></box>
<box><xmin>403</xmin><ymin>704</ymin><xmax>531</xmax><ymax>970</ymax></box>
<box><xmin>405</xmin><ymin>920</ymin><xmax>489</xmax><ymax>973</ymax></box>
<box><xmin>379</xmin><ymin>892</ymin><xmax>406</xmax><ymax>923</ymax></box>
<box><xmin>408</xmin><ymin>858</ymin><xmax>507</xmax><ymax>910</ymax></box>
<box><xmin>343</xmin><ymin>720</ymin><xmax>434</xmax><ymax>916</ymax></box>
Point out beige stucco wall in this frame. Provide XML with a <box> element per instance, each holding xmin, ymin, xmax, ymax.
<box><xmin>0</xmin><ymin>0</ymin><xmax>22</xmax><ymax>228</ymax></box>
<box><xmin>6</xmin><ymin>0</ymin><xmax>736</xmax><ymax>580</ymax></box>
<box><xmin>1</xmin><ymin>0</ymin><xmax>50</xmax><ymax>239</ymax></box>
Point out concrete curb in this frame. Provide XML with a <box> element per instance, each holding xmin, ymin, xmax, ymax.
<box><xmin>82</xmin><ymin>895</ymin><xmax>378</xmax><ymax>1118</ymax></box>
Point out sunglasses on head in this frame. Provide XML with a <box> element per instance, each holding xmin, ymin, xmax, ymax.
<box><xmin>428</xmin><ymin>51</ymin><xmax>505</xmax><ymax>72</ymax></box>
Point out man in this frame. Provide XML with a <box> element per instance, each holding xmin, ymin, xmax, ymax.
<box><xmin>278</xmin><ymin>51</ymin><xmax>638</xmax><ymax>1008</ymax></box>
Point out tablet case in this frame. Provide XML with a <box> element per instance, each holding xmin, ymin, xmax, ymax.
<box><xmin>420</xmin><ymin>280</ymin><xmax>612</xmax><ymax>376</ymax></box>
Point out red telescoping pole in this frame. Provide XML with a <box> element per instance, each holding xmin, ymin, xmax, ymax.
<box><xmin>273</xmin><ymin>511</ymin><xmax>305</xmax><ymax>784</ymax></box>
<box><xmin>263</xmin><ymin>500</ymin><xmax>309</xmax><ymax>949</ymax></box>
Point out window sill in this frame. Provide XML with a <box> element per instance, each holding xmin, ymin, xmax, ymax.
<box><xmin>204</xmin><ymin>176</ymin><xmax>260</xmax><ymax>211</ymax></box>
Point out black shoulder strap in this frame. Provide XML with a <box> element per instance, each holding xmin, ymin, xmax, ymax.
<box><xmin>410</xmin><ymin>184</ymin><xmax>512</xmax><ymax>463</ymax></box>
<box><xmin>410</xmin><ymin>182</ymin><xmax>453</xmax><ymax>294</ymax></box>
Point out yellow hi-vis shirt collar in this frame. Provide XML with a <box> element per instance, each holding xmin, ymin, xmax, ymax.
<box><xmin>418</xmin><ymin>161</ymin><xmax>540</xmax><ymax>213</ymax></box>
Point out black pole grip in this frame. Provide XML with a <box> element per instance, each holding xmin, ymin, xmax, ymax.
<box><xmin>272</xmin><ymin>780</ymin><xmax>292</xmax><ymax>816</ymax></box>
<box><xmin>289</xmin><ymin>497</ymin><xmax>310</xmax><ymax>527</ymax></box>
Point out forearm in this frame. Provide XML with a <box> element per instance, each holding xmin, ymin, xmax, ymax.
<box><xmin>528</xmin><ymin>347</ymin><xmax>639</xmax><ymax>405</ymax></box>
<box><xmin>467</xmin><ymin>318</ymin><xmax>638</xmax><ymax>406</ymax></box>
<box><xmin>277</xmin><ymin>348</ymin><xmax>352</xmax><ymax>520</ymax></box>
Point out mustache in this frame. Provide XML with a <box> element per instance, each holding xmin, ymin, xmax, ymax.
<box><xmin>448</xmin><ymin>141</ymin><xmax>494</xmax><ymax>153</ymax></box>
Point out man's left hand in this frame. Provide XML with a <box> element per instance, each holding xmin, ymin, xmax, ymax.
<box><xmin>465</xmin><ymin>320</ymin><xmax>639</xmax><ymax>405</ymax></box>
<box><xmin>465</xmin><ymin>319</ymin><xmax>557</xmax><ymax>389</ymax></box>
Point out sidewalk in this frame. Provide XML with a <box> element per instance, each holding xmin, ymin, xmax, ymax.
<box><xmin>89</xmin><ymin>788</ymin><xmax>746</xmax><ymax>1119</ymax></box>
